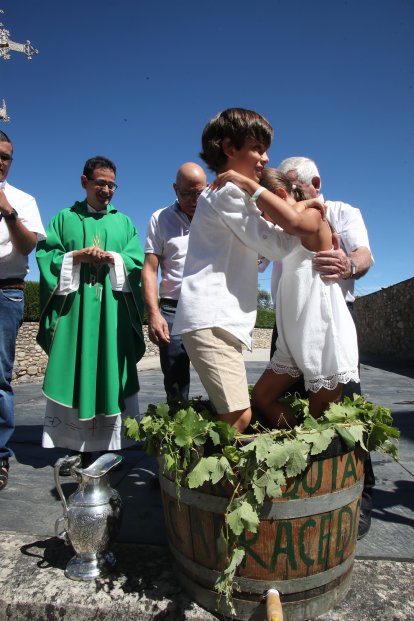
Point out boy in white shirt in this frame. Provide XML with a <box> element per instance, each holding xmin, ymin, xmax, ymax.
<box><xmin>173</xmin><ymin>108</ymin><xmax>323</xmax><ymax>432</ymax></box>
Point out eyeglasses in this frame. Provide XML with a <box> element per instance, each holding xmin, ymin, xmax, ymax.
<box><xmin>176</xmin><ymin>188</ymin><xmax>204</xmax><ymax>199</ymax></box>
<box><xmin>0</xmin><ymin>153</ymin><xmax>13</xmax><ymax>162</ymax></box>
<box><xmin>87</xmin><ymin>178</ymin><xmax>118</xmax><ymax>191</ymax></box>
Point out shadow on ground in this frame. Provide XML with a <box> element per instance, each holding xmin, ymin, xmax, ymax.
<box><xmin>361</xmin><ymin>357</ymin><xmax>414</xmax><ymax>380</ymax></box>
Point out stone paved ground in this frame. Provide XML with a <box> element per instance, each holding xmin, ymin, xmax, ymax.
<box><xmin>1</xmin><ymin>356</ymin><xmax>413</xmax><ymax>620</ymax></box>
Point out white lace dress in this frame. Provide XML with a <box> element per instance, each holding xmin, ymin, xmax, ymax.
<box><xmin>269</xmin><ymin>238</ymin><xmax>359</xmax><ymax>392</ymax></box>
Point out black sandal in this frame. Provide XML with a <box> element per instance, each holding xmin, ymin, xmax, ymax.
<box><xmin>0</xmin><ymin>459</ymin><xmax>9</xmax><ymax>490</ymax></box>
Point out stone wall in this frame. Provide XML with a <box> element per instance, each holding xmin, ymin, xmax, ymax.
<box><xmin>354</xmin><ymin>277</ymin><xmax>414</xmax><ymax>364</ymax></box>
<box><xmin>14</xmin><ymin>276</ymin><xmax>413</xmax><ymax>384</ymax></box>
<box><xmin>13</xmin><ymin>325</ymin><xmax>273</xmax><ymax>385</ymax></box>
<box><xmin>13</xmin><ymin>323</ymin><xmax>47</xmax><ymax>384</ymax></box>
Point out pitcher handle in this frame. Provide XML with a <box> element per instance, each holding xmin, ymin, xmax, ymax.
<box><xmin>54</xmin><ymin>455</ymin><xmax>81</xmax><ymax>514</ymax></box>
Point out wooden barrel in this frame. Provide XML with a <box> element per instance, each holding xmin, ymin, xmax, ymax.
<box><xmin>159</xmin><ymin>439</ymin><xmax>365</xmax><ymax>621</ymax></box>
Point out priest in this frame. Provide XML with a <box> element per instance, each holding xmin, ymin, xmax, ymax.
<box><xmin>36</xmin><ymin>156</ymin><xmax>145</xmax><ymax>471</ymax></box>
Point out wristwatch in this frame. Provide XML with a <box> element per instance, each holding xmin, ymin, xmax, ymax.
<box><xmin>2</xmin><ymin>208</ymin><xmax>18</xmax><ymax>221</ymax></box>
<box><xmin>348</xmin><ymin>258</ymin><xmax>357</xmax><ymax>279</ymax></box>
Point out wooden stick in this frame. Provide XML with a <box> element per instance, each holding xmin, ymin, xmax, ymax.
<box><xmin>266</xmin><ymin>588</ymin><xmax>284</xmax><ymax>621</ymax></box>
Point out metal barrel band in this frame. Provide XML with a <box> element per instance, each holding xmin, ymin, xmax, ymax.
<box><xmin>176</xmin><ymin>562</ymin><xmax>353</xmax><ymax>621</ymax></box>
<box><xmin>159</xmin><ymin>473</ymin><xmax>363</xmax><ymax>519</ymax></box>
<box><xmin>170</xmin><ymin>543</ymin><xmax>355</xmax><ymax>594</ymax></box>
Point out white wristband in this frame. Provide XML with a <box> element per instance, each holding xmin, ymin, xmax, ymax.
<box><xmin>250</xmin><ymin>186</ymin><xmax>266</xmax><ymax>204</ymax></box>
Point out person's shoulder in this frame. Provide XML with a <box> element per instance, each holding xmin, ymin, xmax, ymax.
<box><xmin>4</xmin><ymin>181</ymin><xmax>35</xmax><ymax>203</ymax></box>
<box><xmin>326</xmin><ymin>199</ymin><xmax>358</xmax><ymax>224</ymax></box>
<box><xmin>326</xmin><ymin>199</ymin><xmax>356</xmax><ymax>214</ymax></box>
<box><xmin>326</xmin><ymin>199</ymin><xmax>366</xmax><ymax>231</ymax></box>
<box><xmin>151</xmin><ymin>202</ymin><xmax>178</xmax><ymax>220</ymax></box>
<box><xmin>51</xmin><ymin>201</ymin><xmax>85</xmax><ymax>221</ymax></box>
<box><xmin>109</xmin><ymin>205</ymin><xmax>134</xmax><ymax>223</ymax></box>
<box><xmin>217</xmin><ymin>181</ymin><xmax>245</xmax><ymax>198</ymax></box>
<box><xmin>204</xmin><ymin>182</ymin><xmax>245</xmax><ymax>203</ymax></box>
<box><xmin>63</xmin><ymin>200</ymin><xmax>85</xmax><ymax>214</ymax></box>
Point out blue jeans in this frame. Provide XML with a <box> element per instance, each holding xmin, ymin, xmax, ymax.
<box><xmin>159</xmin><ymin>302</ymin><xmax>190</xmax><ymax>403</ymax></box>
<box><xmin>0</xmin><ymin>288</ymin><xmax>24</xmax><ymax>460</ymax></box>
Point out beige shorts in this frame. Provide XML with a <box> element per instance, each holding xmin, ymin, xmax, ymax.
<box><xmin>181</xmin><ymin>327</ymin><xmax>250</xmax><ymax>414</ymax></box>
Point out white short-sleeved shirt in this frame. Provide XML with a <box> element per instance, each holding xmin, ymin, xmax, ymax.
<box><xmin>172</xmin><ymin>183</ymin><xmax>298</xmax><ymax>349</ymax></box>
<box><xmin>144</xmin><ymin>201</ymin><xmax>191</xmax><ymax>300</ymax></box>
<box><xmin>0</xmin><ymin>181</ymin><xmax>46</xmax><ymax>279</ymax></box>
<box><xmin>326</xmin><ymin>200</ymin><xmax>372</xmax><ymax>302</ymax></box>
<box><xmin>268</xmin><ymin>199</ymin><xmax>373</xmax><ymax>305</ymax></box>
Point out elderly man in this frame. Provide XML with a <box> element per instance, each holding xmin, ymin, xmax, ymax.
<box><xmin>0</xmin><ymin>131</ymin><xmax>45</xmax><ymax>490</ymax></box>
<box><xmin>36</xmin><ymin>156</ymin><xmax>145</xmax><ymax>473</ymax></box>
<box><xmin>279</xmin><ymin>156</ymin><xmax>372</xmax><ymax>310</ymax></box>
<box><xmin>276</xmin><ymin>156</ymin><xmax>374</xmax><ymax>538</ymax></box>
<box><xmin>142</xmin><ymin>163</ymin><xmax>207</xmax><ymax>403</ymax></box>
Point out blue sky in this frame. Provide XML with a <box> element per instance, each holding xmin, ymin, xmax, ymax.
<box><xmin>1</xmin><ymin>0</ymin><xmax>413</xmax><ymax>297</ymax></box>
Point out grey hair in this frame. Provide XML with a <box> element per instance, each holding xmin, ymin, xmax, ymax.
<box><xmin>278</xmin><ymin>156</ymin><xmax>320</xmax><ymax>186</ymax></box>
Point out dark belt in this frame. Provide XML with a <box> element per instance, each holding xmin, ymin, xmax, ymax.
<box><xmin>0</xmin><ymin>278</ymin><xmax>24</xmax><ymax>290</ymax></box>
<box><xmin>160</xmin><ymin>297</ymin><xmax>178</xmax><ymax>308</ymax></box>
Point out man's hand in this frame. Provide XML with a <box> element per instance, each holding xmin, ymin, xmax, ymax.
<box><xmin>147</xmin><ymin>311</ymin><xmax>170</xmax><ymax>346</ymax></box>
<box><xmin>96</xmin><ymin>250</ymin><xmax>114</xmax><ymax>265</ymax></box>
<box><xmin>0</xmin><ymin>188</ymin><xmax>11</xmax><ymax>216</ymax></box>
<box><xmin>313</xmin><ymin>233</ymin><xmax>351</xmax><ymax>281</ymax></box>
<box><xmin>73</xmin><ymin>246</ymin><xmax>114</xmax><ymax>266</ymax></box>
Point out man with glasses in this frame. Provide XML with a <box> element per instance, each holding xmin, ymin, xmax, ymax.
<box><xmin>142</xmin><ymin>162</ymin><xmax>206</xmax><ymax>403</ymax></box>
<box><xmin>0</xmin><ymin>130</ymin><xmax>45</xmax><ymax>490</ymax></box>
<box><xmin>36</xmin><ymin>156</ymin><xmax>145</xmax><ymax>473</ymax></box>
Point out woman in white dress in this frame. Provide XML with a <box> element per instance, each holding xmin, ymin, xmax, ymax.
<box><xmin>214</xmin><ymin>168</ymin><xmax>359</xmax><ymax>428</ymax></box>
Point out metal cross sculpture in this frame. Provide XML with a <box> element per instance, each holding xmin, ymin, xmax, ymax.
<box><xmin>0</xmin><ymin>98</ymin><xmax>10</xmax><ymax>122</ymax></box>
<box><xmin>1</xmin><ymin>9</ymin><xmax>38</xmax><ymax>121</ymax></box>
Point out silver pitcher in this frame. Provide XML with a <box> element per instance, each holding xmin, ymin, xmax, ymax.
<box><xmin>54</xmin><ymin>453</ymin><xmax>123</xmax><ymax>580</ymax></box>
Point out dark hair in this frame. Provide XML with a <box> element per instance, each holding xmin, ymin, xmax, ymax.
<box><xmin>199</xmin><ymin>108</ymin><xmax>273</xmax><ymax>173</ymax></box>
<box><xmin>0</xmin><ymin>130</ymin><xmax>12</xmax><ymax>145</ymax></box>
<box><xmin>83</xmin><ymin>156</ymin><xmax>116</xmax><ymax>178</ymax></box>
<box><xmin>0</xmin><ymin>131</ymin><xmax>13</xmax><ymax>158</ymax></box>
<box><xmin>260</xmin><ymin>168</ymin><xmax>306</xmax><ymax>202</ymax></box>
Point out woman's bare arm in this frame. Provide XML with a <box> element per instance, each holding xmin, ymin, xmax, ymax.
<box><xmin>211</xmin><ymin>170</ymin><xmax>326</xmax><ymax>236</ymax></box>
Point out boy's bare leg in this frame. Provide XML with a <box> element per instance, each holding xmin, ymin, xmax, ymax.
<box><xmin>220</xmin><ymin>407</ymin><xmax>252</xmax><ymax>433</ymax></box>
<box><xmin>252</xmin><ymin>369</ymin><xmax>299</xmax><ymax>429</ymax></box>
<box><xmin>308</xmin><ymin>384</ymin><xmax>343</xmax><ymax>418</ymax></box>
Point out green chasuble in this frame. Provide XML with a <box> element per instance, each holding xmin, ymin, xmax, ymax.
<box><xmin>36</xmin><ymin>201</ymin><xmax>146</xmax><ymax>421</ymax></box>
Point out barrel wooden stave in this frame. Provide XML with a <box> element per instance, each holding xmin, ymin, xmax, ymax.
<box><xmin>160</xmin><ymin>446</ymin><xmax>365</xmax><ymax>621</ymax></box>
